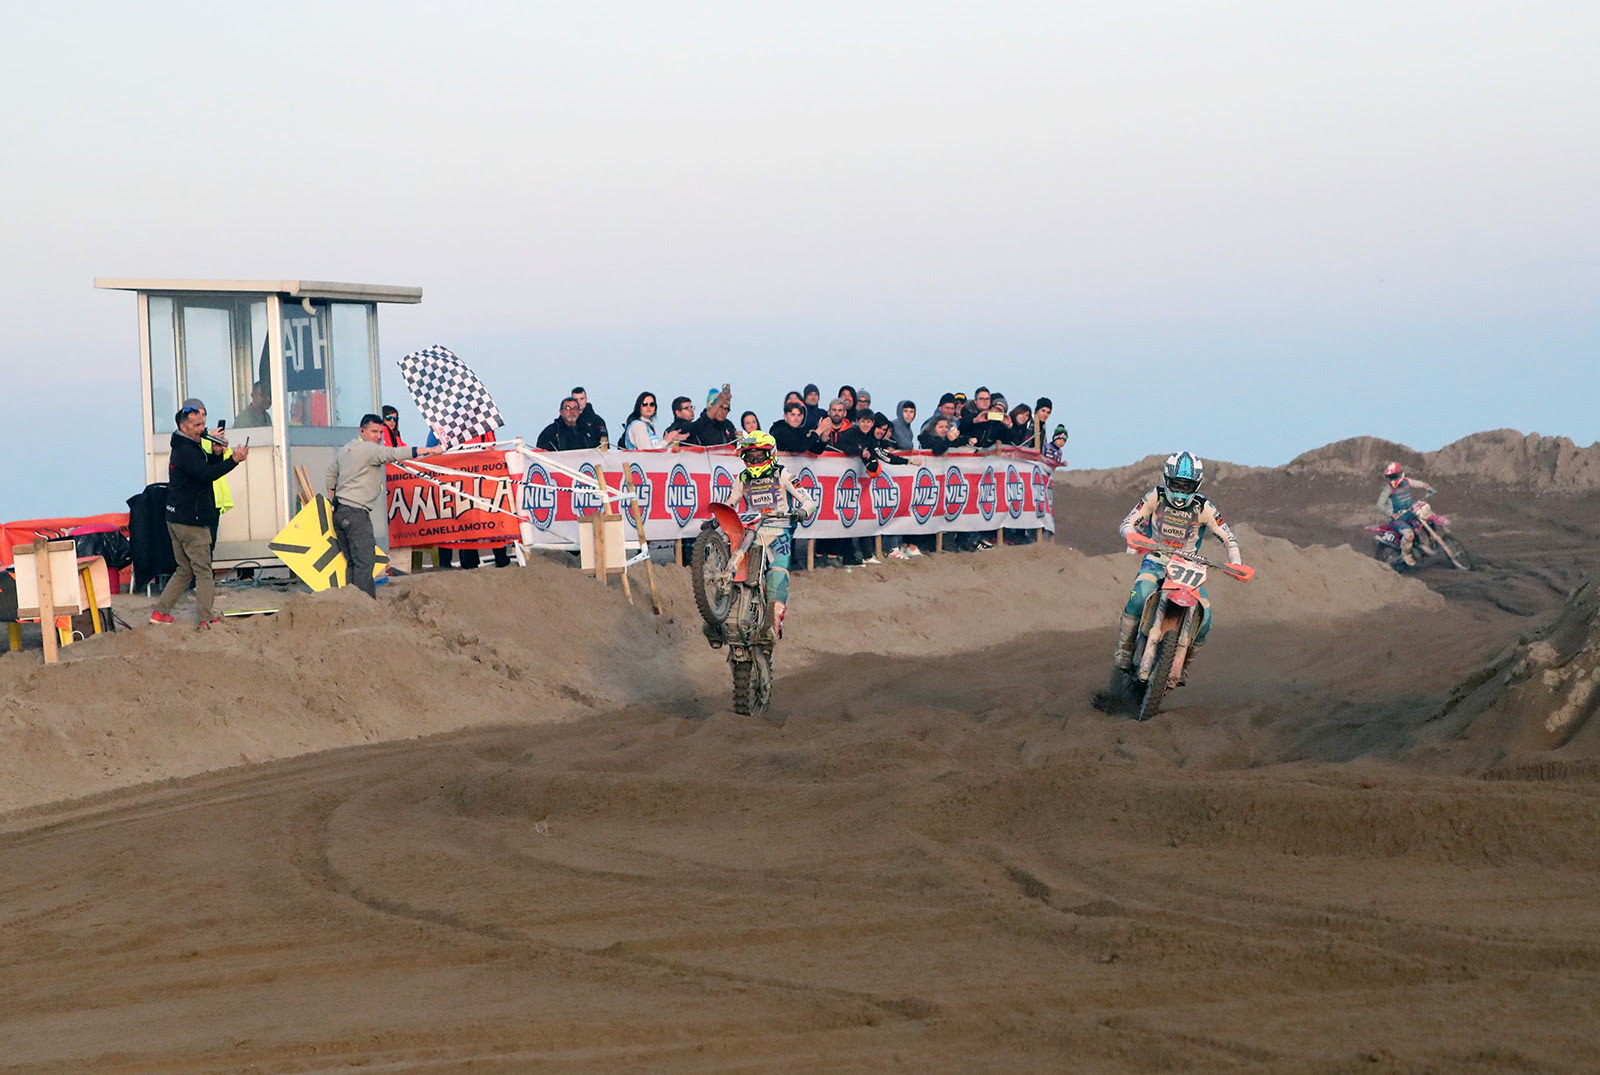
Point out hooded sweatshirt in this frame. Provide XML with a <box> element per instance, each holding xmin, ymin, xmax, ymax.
<box><xmin>890</xmin><ymin>400</ymin><xmax>917</xmax><ymax>451</ymax></box>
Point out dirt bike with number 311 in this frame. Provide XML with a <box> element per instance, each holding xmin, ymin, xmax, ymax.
<box><xmin>1099</xmin><ymin>533</ymin><xmax>1255</xmax><ymax>721</ymax></box>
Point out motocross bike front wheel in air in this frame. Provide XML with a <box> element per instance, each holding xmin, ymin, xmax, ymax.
<box><xmin>691</xmin><ymin>528</ymin><xmax>734</xmax><ymax>627</ymax></box>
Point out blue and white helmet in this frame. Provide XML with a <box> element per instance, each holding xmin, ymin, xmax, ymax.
<box><xmin>1161</xmin><ymin>452</ymin><xmax>1204</xmax><ymax>508</ymax></box>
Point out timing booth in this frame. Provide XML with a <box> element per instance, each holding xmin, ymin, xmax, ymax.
<box><xmin>95</xmin><ymin>278</ymin><xmax>421</xmax><ymax>568</ymax></box>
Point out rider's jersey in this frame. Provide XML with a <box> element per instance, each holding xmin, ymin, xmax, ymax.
<box><xmin>1120</xmin><ymin>488</ymin><xmax>1242</xmax><ymax>565</ymax></box>
<box><xmin>1376</xmin><ymin>476</ymin><xmax>1434</xmax><ymax>517</ymax></box>
<box><xmin>725</xmin><ymin>465</ymin><xmax>817</xmax><ymax>528</ymax></box>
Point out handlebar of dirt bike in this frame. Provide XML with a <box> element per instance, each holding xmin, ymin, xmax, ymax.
<box><xmin>1125</xmin><ymin>533</ymin><xmax>1255</xmax><ymax>581</ymax></box>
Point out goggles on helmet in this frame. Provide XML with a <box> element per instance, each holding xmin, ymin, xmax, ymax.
<box><xmin>1164</xmin><ymin>476</ymin><xmax>1200</xmax><ymax>496</ymax></box>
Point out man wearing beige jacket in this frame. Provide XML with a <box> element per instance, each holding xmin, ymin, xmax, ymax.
<box><xmin>327</xmin><ymin>414</ymin><xmax>443</xmax><ymax>596</ymax></box>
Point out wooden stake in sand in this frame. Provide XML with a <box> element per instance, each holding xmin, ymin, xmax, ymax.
<box><xmin>619</xmin><ymin>463</ymin><xmax>662</xmax><ymax>614</ymax></box>
<box><xmin>592</xmin><ymin>462</ymin><xmax>628</xmax><ymax>602</ymax></box>
<box><xmin>31</xmin><ymin>539</ymin><xmax>57</xmax><ymax>665</ymax></box>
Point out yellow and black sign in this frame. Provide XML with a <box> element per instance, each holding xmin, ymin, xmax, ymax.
<box><xmin>269</xmin><ymin>495</ymin><xmax>389</xmax><ymax>592</ymax></box>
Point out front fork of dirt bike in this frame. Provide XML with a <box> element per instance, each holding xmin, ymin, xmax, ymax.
<box><xmin>1136</xmin><ymin>595</ymin><xmax>1196</xmax><ymax>685</ymax></box>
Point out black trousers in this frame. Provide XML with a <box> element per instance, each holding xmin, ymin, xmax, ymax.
<box><xmin>332</xmin><ymin>503</ymin><xmax>378</xmax><ymax>597</ymax></box>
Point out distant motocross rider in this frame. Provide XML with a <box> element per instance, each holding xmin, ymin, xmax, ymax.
<box><xmin>1376</xmin><ymin>462</ymin><xmax>1436</xmax><ymax>566</ymax></box>
<box><xmin>722</xmin><ymin>431</ymin><xmax>817</xmax><ymax>642</ymax></box>
<box><xmin>1114</xmin><ymin>452</ymin><xmax>1243</xmax><ymax>682</ymax></box>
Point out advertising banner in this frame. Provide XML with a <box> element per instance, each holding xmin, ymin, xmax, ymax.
<box><xmin>513</xmin><ymin>447</ymin><xmax>1055</xmax><ymax>546</ymax></box>
<box><xmin>385</xmin><ymin>450</ymin><xmax>522</xmax><ymax>549</ymax></box>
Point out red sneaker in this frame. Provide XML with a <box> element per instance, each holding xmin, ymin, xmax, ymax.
<box><xmin>198</xmin><ymin>619</ymin><xmax>221</xmax><ymax>629</ymax></box>
<box><xmin>149</xmin><ymin>611</ymin><xmax>175</xmax><ymax>625</ymax></box>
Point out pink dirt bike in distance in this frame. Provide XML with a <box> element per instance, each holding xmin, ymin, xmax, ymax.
<box><xmin>1367</xmin><ymin>500</ymin><xmax>1472</xmax><ymax>572</ymax></box>
<box><xmin>1103</xmin><ymin>532</ymin><xmax>1256</xmax><ymax>721</ymax></box>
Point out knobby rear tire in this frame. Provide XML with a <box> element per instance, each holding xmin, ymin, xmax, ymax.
<box><xmin>1138</xmin><ymin>634</ymin><xmax>1177</xmax><ymax>721</ymax></box>
<box><xmin>1374</xmin><ymin>543</ymin><xmax>1404</xmax><ymax>571</ymax></box>
<box><xmin>691</xmin><ymin>530</ymin><xmax>733</xmax><ymax>627</ymax></box>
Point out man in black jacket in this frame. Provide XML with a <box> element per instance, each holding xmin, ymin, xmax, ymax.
<box><xmin>536</xmin><ymin>397</ymin><xmax>602</xmax><ymax>451</ymax></box>
<box><xmin>769</xmin><ymin>399</ymin><xmax>825</xmax><ymax>454</ymax></box>
<box><xmin>835</xmin><ymin>409</ymin><xmax>877</xmax><ymax>459</ymax></box>
<box><xmin>571</xmin><ymin>386</ymin><xmax>609</xmax><ymax>447</ymax></box>
<box><xmin>686</xmin><ymin>387</ymin><xmax>737</xmax><ymax>447</ymax></box>
<box><xmin>664</xmin><ymin>396</ymin><xmax>696</xmax><ymax>442</ymax></box>
<box><xmin>148</xmin><ymin>406</ymin><xmax>248</xmax><ymax>627</ymax></box>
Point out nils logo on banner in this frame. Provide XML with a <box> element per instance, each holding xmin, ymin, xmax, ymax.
<box><xmin>1032</xmin><ymin>465</ymin><xmax>1049</xmax><ymax>517</ymax></box>
<box><xmin>870</xmin><ymin>470</ymin><xmax>900</xmax><ymax>525</ymax></box>
<box><xmin>627</xmin><ymin>463</ymin><xmax>652</xmax><ymax>523</ymax></box>
<box><xmin>910</xmin><ymin>468</ymin><xmax>939</xmax><ymax>524</ymax></box>
<box><xmin>666</xmin><ymin>464</ymin><xmax>697</xmax><ymax>527</ymax></box>
<box><xmin>943</xmin><ymin>465</ymin><xmax>968</xmax><ymax>522</ymax></box>
<box><xmin>574</xmin><ymin>463</ymin><xmax>601</xmax><ymax>519</ymax></box>
<box><xmin>523</xmin><ymin>464</ymin><xmax>557</xmax><ymax>529</ymax></box>
<box><xmin>794</xmin><ymin>468</ymin><xmax>820</xmax><ymax>528</ymax></box>
<box><xmin>835</xmin><ymin>469</ymin><xmax>861</xmax><ymax>527</ymax></box>
<box><xmin>1005</xmin><ymin>465</ymin><xmax>1025</xmax><ymax>520</ymax></box>
<box><xmin>977</xmin><ymin>466</ymin><xmax>998</xmax><ymax>521</ymax></box>
<box><xmin>711</xmin><ymin>467</ymin><xmax>735</xmax><ymax>514</ymax></box>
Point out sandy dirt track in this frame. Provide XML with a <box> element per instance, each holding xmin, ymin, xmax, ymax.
<box><xmin>3</xmin><ymin>431</ymin><xmax>1600</xmax><ymax>1072</ymax></box>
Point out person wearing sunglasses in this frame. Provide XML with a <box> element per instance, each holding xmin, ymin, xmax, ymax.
<box><xmin>622</xmin><ymin>391</ymin><xmax>687</xmax><ymax>449</ymax></box>
<box><xmin>379</xmin><ymin>405</ymin><xmax>406</xmax><ymax>447</ymax></box>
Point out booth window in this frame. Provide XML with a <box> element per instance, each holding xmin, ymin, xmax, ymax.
<box><xmin>283</xmin><ymin>301</ymin><xmax>376</xmax><ymax>427</ymax></box>
<box><xmin>148</xmin><ymin>295</ymin><xmax>265</xmax><ymax>433</ymax></box>
<box><xmin>330</xmin><ymin>303</ymin><xmax>376</xmax><ymax>426</ymax></box>
<box><xmin>181</xmin><ymin>305</ymin><xmax>233</xmax><ymax>420</ymax></box>
<box><xmin>148</xmin><ymin>297</ymin><xmax>178</xmax><ymax>433</ymax></box>
<box><xmin>283</xmin><ymin>301</ymin><xmax>330</xmax><ymax>426</ymax></box>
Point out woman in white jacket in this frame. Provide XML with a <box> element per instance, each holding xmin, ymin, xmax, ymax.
<box><xmin>621</xmin><ymin>391</ymin><xmax>686</xmax><ymax>450</ymax></box>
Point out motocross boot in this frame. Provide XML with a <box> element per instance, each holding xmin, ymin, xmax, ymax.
<box><xmin>703</xmin><ymin>621</ymin><xmax>726</xmax><ymax>648</ymax></box>
<box><xmin>1112</xmin><ymin>613</ymin><xmax>1139</xmax><ymax>671</ymax></box>
<box><xmin>759</xmin><ymin>600</ymin><xmax>786</xmax><ymax>645</ymax></box>
<box><xmin>1400</xmin><ymin>530</ymin><xmax>1418</xmax><ymax>566</ymax></box>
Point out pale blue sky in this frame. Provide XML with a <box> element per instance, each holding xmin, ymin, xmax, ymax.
<box><xmin>1</xmin><ymin>1</ymin><xmax>1595</xmax><ymax>517</ymax></box>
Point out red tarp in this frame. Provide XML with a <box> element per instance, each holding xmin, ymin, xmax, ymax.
<box><xmin>1</xmin><ymin>514</ymin><xmax>130</xmax><ymax>568</ymax></box>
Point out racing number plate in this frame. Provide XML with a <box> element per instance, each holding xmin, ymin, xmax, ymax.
<box><xmin>1166</xmin><ymin>556</ymin><xmax>1207</xmax><ymax>589</ymax></box>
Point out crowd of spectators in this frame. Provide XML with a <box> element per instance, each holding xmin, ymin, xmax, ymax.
<box><xmin>385</xmin><ymin>382</ymin><xmax>1066</xmax><ymax>570</ymax></box>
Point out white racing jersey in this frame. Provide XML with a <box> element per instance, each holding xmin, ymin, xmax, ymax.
<box><xmin>725</xmin><ymin>466</ymin><xmax>817</xmax><ymax>529</ymax></box>
<box><xmin>1119</xmin><ymin>488</ymin><xmax>1242</xmax><ymax>565</ymax></box>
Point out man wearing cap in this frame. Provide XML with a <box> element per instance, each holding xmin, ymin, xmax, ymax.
<box><xmin>1043</xmin><ymin>424</ymin><xmax>1068</xmax><ymax>466</ymax></box>
<box><xmin>148</xmin><ymin>405</ymin><xmax>250</xmax><ymax>627</ymax></box>
<box><xmin>802</xmin><ymin>384</ymin><xmax>825</xmax><ymax>431</ymax></box>
<box><xmin>1033</xmin><ymin>398</ymin><xmax>1054</xmax><ymax>451</ymax></box>
<box><xmin>920</xmin><ymin>393</ymin><xmax>963</xmax><ymax>438</ymax></box>
<box><xmin>686</xmin><ymin>387</ymin><xmax>738</xmax><ymax>447</ymax></box>
<box><xmin>328</xmin><ymin>414</ymin><xmax>444</xmax><ymax>597</ymax></box>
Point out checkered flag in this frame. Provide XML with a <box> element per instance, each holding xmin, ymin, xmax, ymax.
<box><xmin>397</xmin><ymin>345</ymin><xmax>504</xmax><ymax>446</ymax></box>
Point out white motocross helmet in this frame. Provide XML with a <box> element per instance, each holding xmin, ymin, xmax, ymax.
<box><xmin>1161</xmin><ymin>451</ymin><xmax>1204</xmax><ymax>508</ymax></box>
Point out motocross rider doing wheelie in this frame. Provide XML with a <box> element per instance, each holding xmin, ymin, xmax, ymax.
<box><xmin>722</xmin><ymin>431</ymin><xmax>817</xmax><ymax>642</ymax></box>
<box><xmin>1114</xmin><ymin>452</ymin><xmax>1244</xmax><ymax>685</ymax></box>
<box><xmin>1376</xmin><ymin>462</ymin><xmax>1437</xmax><ymax>566</ymax></box>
